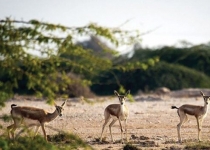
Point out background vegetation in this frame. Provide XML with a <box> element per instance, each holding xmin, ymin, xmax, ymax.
<box><xmin>0</xmin><ymin>18</ymin><xmax>142</xmax><ymax>107</ymax></box>
<box><xmin>1</xmin><ymin>18</ymin><xmax>210</xmax><ymax>103</ymax></box>
<box><xmin>91</xmin><ymin>43</ymin><xmax>210</xmax><ymax>95</ymax></box>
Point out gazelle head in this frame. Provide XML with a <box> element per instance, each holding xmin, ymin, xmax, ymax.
<box><xmin>114</xmin><ymin>90</ymin><xmax>130</xmax><ymax>105</ymax></box>
<box><xmin>55</xmin><ymin>100</ymin><xmax>67</xmax><ymax>117</ymax></box>
<box><xmin>200</xmin><ymin>91</ymin><xmax>210</xmax><ymax>105</ymax></box>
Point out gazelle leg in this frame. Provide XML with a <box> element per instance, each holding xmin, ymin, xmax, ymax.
<box><xmin>109</xmin><ymin>119</ymin><xmax>117</xmax><ymax>142</ymax></box>
<box><xmin>34</xmin><ymin>126</ymin><xmax>40</xmax><ymax>136</ymax></box>
<box><xmin>177</xmin><ymin>112</ymin><xmax>187</xmax><ymax>143</ymax></box>
<box><xmin>124</xmin><ymin>119</ymin><xmax>128</xmax><ymax>142</ymax></box>
<box><xmin>196</xmin><ymin>117</ymin><xmax>203</xmax><ymax>142</ymax></box>
<box><xmin>40</xmin><ymin>123</ymin><xmax>47</xmax><ymax>141</ymax></box>
<box><xmin>11</xmin><ymin>125</ymin><xmax>18</xmax><ymax>139</ymax></box>
<box><xmin>9</xmin><ymin>119</ymin><xmax>21</xmax><ymax>139</ymax></box>
<box><xmin>118</xmin><ymin>119</ymin><xmax>124</xmax><ymax>143</ymax></box>
<box><xmin>100</xmin><ymin>114</ymin><xmax>111</xmax><ymax>142</ymax></box>
<box><xmin>7</xmin><ymin>124</ymin><xmax>14</xmax><ymax>139</ymax></box>
<box><xmin>183</xmin><ymin>115</ymin><xmax>188</xmax><ymax>124</ymax></box>
<box><xmin>26</xmin><ymin>124</ymin><xmax>40</xmax><ymax>137</ymax></box>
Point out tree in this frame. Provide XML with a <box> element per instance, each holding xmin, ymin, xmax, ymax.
<box><xmin>0</xmin><ymin>18</ymin><xmax>141</xmax><ymax>107</ymax></box>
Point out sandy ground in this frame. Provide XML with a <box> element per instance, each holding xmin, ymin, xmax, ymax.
<box><xmin>1</xmin><ymin>94</ymin><xmax>210</xmax><ymax>150</ymax></box>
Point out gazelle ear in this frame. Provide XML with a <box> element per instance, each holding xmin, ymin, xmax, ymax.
<box><xmin>126</xmin><ymin>90</ymin><xmax>130</xmax><ymax>96</ymax></box>
<box><xmin>114</xmin><ymin>90</ymin><xmax>119</xmax><ymax>96</ymax></box>
<box><xmin>61</xmin><ymin>100</ymin><xmax>67</xmax><ymax>107</ymax></box>
<box><xmin>200</xmin><ymin>91</ymin><xmax>204</xmax><ymax>96</ymax></box>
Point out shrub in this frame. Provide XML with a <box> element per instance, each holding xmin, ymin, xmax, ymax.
<box><xmin>0</xmin><ymin>132</ymin><xmax>93</xmax><ymax>150</ymax></box>
<box><xmin>132</xmin><ymin>45</ymin><xmax>210</xmax><ymax>76</ymax></box>
<box><xmin>137</xmin><ymin>62</ymin><xmax>210</xmax><ymax>91</ymax></box>
<box><xmin>91</xmin><ymin>62</ymin><xmax>210</xmax><ymax>95</ymax></box>
<box><xmin>0</xmin><ymin>136</ymin><xmax>55</xmax><ymax>150</ymax></box>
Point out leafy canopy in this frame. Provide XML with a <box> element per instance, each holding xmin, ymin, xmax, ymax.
<box><xmin>0</xmin><ymin>18</ymin><xmax>141</xmax><ymax>107</ymax></box>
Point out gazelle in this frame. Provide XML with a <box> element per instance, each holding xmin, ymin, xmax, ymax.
<box><xmin>171</xmin><ymin>91</ymin><xmax>210</xmax><ymax>143</ymax></box>
<box><xmin>7</xmin><ymin>100</ymin><xmax>67</xmax><ymax>141</ymax></box>
<box><xmin>100</xmin><ymin>90</ymin><xmax>130</xmax><ymax>143</ymax></box>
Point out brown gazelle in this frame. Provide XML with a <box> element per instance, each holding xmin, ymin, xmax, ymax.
<box><xmin>7</xmin><ymin>100</ymin><xmax>67</xmax><ymax>141</ymax></box>
<box><xmin>100</xmin><ymin>90</ymin><xmax>130</xmax><ymax>143</ymax></box>
<box><xmin>171</xmin><ymin>91</ymin><xmax>210</xmax><ymax>143</ymax></box>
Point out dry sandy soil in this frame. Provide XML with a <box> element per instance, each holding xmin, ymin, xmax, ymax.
<box><xmin>1</xmin><ymin>90</ymin><xmax>210</xmax><ymax>150</ymax></box>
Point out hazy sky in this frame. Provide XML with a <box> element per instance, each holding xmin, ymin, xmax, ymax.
<box><xmin>1</xmin><ymin>0</ymin><xmax>210</xmax><ymax>48</ymax></box>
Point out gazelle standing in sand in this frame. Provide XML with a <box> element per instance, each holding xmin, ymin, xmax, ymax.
<box><xmin>171</xmin><ymin>91</ymin><xmax>210</xmax><ymax>143</ymax></box>
<box><xmin>100</xmin><ymin>90</ymin><xmax>130</xmax><ymax>143</ymax></box>
<box><xmin>7</xmin><ymin>100</ymin><xmax>67</xmax><ymax>141</ymax></box>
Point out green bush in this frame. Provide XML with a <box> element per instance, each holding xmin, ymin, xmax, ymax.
<box><xmin>91</xmin><ymin>62</ymin><xmax>210</xmax><ymax>95</ymax></box>
<box><xmin>132</xmin><ymin>45</ymin><xmax>210</xmax><ymax>76</ymax></box>
<box><xmin>137</xmin><ymin>61</ymin><xmax>210</xmax><ymax>91</ymax></box>
<box><xmin>0</xmin><ymin>132</ymin><xmax>93</xmax><ymax>150</ymax></box>
<box><xmin>0</xmin><ymin>136</ymin><xmax>55</xmax><ymax>150</ymax></box>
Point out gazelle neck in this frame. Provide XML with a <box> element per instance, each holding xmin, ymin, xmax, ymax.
<box><xmin>45</xmin><ymin>109</ymin><xmax>60</xmax><ymax>122</ymax></box>
<box><xmin>120</xmin><ymin>103</ymin><xmax>126</xmax><ymax>112</ymax></box>
<box><xmin>203</xmin><ymin>101</ymin><xmax>209</xmax><ymax>113</ymax></box>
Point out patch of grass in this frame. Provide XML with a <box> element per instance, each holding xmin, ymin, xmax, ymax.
<box><xmin>0</xmin><ymin>136</ymin><xmax>56</xmax><ymax>150</ymax></box>
<box><xmin>48</xmin><ymin>132</ymin><xmax>93</xmax><ymax>150</ymax></box>
<box><xmin>0</xmin><ymin>132</ymin><xmax>93</xmax><ymax>150</ymax></box>
<box><xmin>184</xmin><ymin>141</ymin><xmax>210</xmax><ymax>150</ymax></box>
<box><xmin>0</xmin><ymin>114</ymin><xmax>12</xmax><ymax>122</ymax></box>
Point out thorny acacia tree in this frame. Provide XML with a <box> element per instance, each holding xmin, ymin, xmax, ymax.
<box><xmin>0</xmin><ymin>18</ymin><xmax>141</xmax><ymax>107</ymax></box>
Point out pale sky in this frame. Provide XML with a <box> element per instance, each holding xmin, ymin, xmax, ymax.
<box><xmin>1</xmin><ymin>0</ymin><xmax>210</xmax><ymax>48</ymax></box>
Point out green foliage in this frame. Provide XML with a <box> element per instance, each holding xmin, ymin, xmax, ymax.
<box><xmin>91</xmin><ymin>61</ymin><xmax>210</xmax><ymax>94</ymax></box>
<box><xmin>3</xmin><ymin>17</ymin><xmax>210</xmax><ymax>101</ymax></box>
<box><xmin>0</xmin><ymin>133</ymin><xmax>93</xmax><ymax>150</ymax></box>
<box><xmin>0</xmin><ymin>136</ymin><xmax>55</xmax><ymax>150</ymax></box>
<box><xmin>132</xmin><ymin>45</ymin><xmax>210</xmax><ymax>76</ymax></box>
<box><xmin>0</xmin><ymin>18</ymin><xmax>141</xmax><ymax>107</ymax></box>
<box><xmin>1</xmin><ymin>114</ymin><xmax>11</xmax><ymax>122</ymax></box>
<box><xmin>90</xmin><ymin>44</ymin><xmax>210</xmax><ymax>95</ymax></box>
<box><xmin>138</xmin><ymin>62</ymin><xmax>210</xmax><ymax>90</ymax></box>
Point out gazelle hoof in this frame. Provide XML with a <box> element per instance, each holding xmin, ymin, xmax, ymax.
<box><xmin>178</xmin><ymin>140</ymin><xmax>182</xmax><ymax>144</ymax></box>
